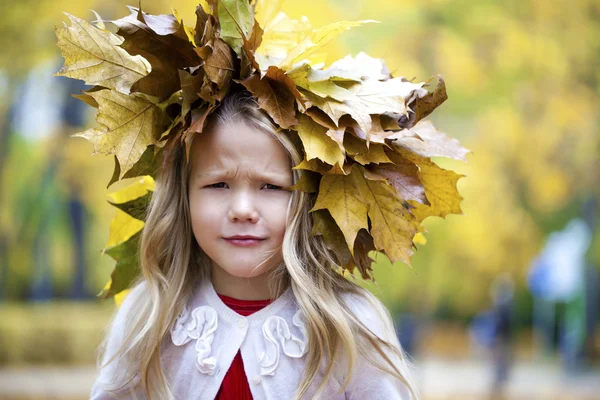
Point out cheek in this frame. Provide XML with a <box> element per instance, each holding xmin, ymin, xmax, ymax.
<box><xmin>188</xmin><ymin>194</ymin><xmax>218</xmax><ymax>232</ymax></box>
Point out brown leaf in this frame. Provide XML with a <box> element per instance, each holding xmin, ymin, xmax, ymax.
<box><xmin>390</xmin><ymin>120</ymin><xmax>470</xmax><ymax>162</ymax></box>
<box><xmin>406</xmin><ymin>75</ymin><xmax>447</xmax><ymax>129</ymax></box>
<box><xmin>112</xmin><ymin>6</ymin><xmax>201</xmax><ymax>101</ymax></box>
<box><xmin>241</xmin><ymin>67</ymin><xmax>299</xmax><ymax>128</ymax></box>
<box><xmin>240</xmin><ymin>19</ymin><xmax>264</xmax><ymax>79</ymax></box>
<box><xmin>363</xmin><ymin>152</ymin><xmax>428</xmax><ymax>205</ymax></box>
<box><xmin>311</xmin><ymin>209</ymin><xmax>353</xmax><ymax>270</ymax></box>
<box><xmin>182</xmin><ymin>103</ymin><xmax>217</xmax><ymax>161</ymax></box>
<box><xmin>204</xmin><ymin>38</ymin><xmax>235</xmax><ymax>90</ymax></box>
<box><xmin>107</xmin><ymin>145</ymin><xmax>164</xmax><ymax>188</ymax></box>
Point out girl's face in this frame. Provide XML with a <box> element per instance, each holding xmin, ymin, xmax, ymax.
<box><xmin>188</xmin><ymin>118</ymin><xmax>293</xmax><ymax>293</ymax></box>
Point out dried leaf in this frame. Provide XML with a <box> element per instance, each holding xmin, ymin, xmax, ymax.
<box><xmin>352</xmin><ymin>165</ymin><xmax>422</xmax><ymax>266</ymax></box>
<box><xmin>279</xmin><ymin>20</ymin><xmax>378</xmax><ymax>70</ymax></box>
<box><xmin>295</xmin><ymin>114</ymin><xmax>345</xmax><ymax>167</ymax></box>
<box><xmin>406</xmin><ymin>75</ymin><xmax>447</xmax><ymax>128</ymax></box>
<box><xmin>72</xmin><ymin>89</ymin><xmax>168</xmax><ymax>179</ymax></box>
<box><xmin>111</xmin><ymin>6</ymin><xmax>201</xmax><ymax>101</ymax></box>
<box><xmin>54</xmin><ymin>13</ymin><xmax>150</xmax><ymax>94</ymax></box>
<box><xmin>399</xmin><ymin>151</ymin><xmax>466</xmax><ymax>221</ymax></box>
<box><xmin>107</xmin><ymin>146</ymin><xmax>164</xmax><ymax>188</ymax></box>
<box><xmin>390</xmin><ymin>120</ymin><xmax>470</xmax><ymax>162</ymax></box>
<box><xmin>363</xmin><ymin>153</ymin><xmax>428</xmax><ymax>205</ymax></box>
<box><xmin>310</xmin><ymin>168</ymin><xmax>369</xmax><ymax>256</ymax></box>
<box><xmin>241</xmin><ymin>66</ymin><xmax>300</xmax><ymax>128</ymax></box>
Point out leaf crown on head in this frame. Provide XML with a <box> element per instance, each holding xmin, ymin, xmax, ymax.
<box><xmin>54</xmin><ymin>0</ymin><xmax>469</xmax><ymax>299</ymax></box>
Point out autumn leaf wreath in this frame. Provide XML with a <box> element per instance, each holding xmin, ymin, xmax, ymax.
<box><xmin>54</xmin><ymin>0</ymin><xmax>470</xmax><ymax>299</ymax></box>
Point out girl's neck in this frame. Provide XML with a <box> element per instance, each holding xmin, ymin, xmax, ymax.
<box><xmin>210</xmin><ymin>265</ymin><xmax>276</xmax><ymax>300</ymax></box>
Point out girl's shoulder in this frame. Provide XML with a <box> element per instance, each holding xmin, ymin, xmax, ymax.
<box><xmin>339</xmin><ymin>289</ymin><xmax>397</xmax><ymax>342</ymax></box>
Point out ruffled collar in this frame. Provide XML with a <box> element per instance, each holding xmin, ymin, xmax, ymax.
<box><xmin>169</xmin><ymin>279</ymin><xmax>306</xmax><ymax>377</ymax></box>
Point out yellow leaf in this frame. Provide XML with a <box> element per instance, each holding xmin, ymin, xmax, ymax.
<box><xmin>107</xmin><ymin>176</ymin><xmax>155</xmax><ymax>204</ymax></box>
<box><xmin>106</xmin><ymin>209</ymin><xmax>144</xmax><ymax>248</ymax></box>
<box><xmin>352</xmin><ymin>165</ymin><xmax>422</xmax><ymax>266</ymax></box>
<box><xmin>114</xmin><ymin>289</ymin><xmax>132</xmax><ymax>307</ymax></box>
<box><xmin>310</xmin><ymin>169</ymin><xmax>369</xmax><ymax>256</ymax></box>
<box><xmin>54</xmin><ymin>13</ymin><xmax>151</xmax><ymax>94</ymax></box>
<box><xmin>295</xmin><ymin>114</ymin><xmax>345</xmax><ymax>167</ymax></box>
<box><xmin>105</xmin><ymin>177</ymin><xmax>154</xmax><ymax>248</ymax></box>
<box><xmin>413</xmin><ymin>232</ymin><xmax>427</xmax><ymax>245</ymax></box>
<box><xmin>397</xmin><ymin>152</ymin><xmax>466</xmax><ymax>221</ymax></box>
<box><xmin>279</xmin><ymin>20</ymin><xmax>378</xmax><ymax>70</ymax></box>
<box><xmin>72</xmin><ymin>89</ymin><xmax>167</xmax><ymax>179</ymax></box>
<box><xmin>302</xmin><ymin>77</ymin><xmax>424</xmax><ymax>134</ymax></box>
<box><xmin>100</xmin><ymin>279</ymin><xmax>131</xmax><ymax>307</ymax></box>
<box><xmin>255</xmin><ymin>11</ymin><xmax>312</xmax><ymax>65</ymax></box>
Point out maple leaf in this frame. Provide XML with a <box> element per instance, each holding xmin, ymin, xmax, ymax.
<box><xmin>99</xmin><ymin>231</ymin><xmax>142</xmax><ymax>298</ymax></box>
<box><xmin>295</xmin><ymin>114</ymin><xmax>346</xmax><ymax>167</ymax></box>
<box><xmin>254</xmin><ymin>10</ymin><xmax>312</xmax><ymax>67</ymax></box>
<box><xmin>111</xmin><ymin>6</ymin><xmax>201</xmax><ymax>101</ymax></box>
<box><xmin>279</xmin><ymin>20</ymin><xmax>378</xmax><ymax>70</ymax></box>
<box><xmin>406</xmin><ymin>75</ymin><xmax>447</xmax><ymax>129</ymax></box>
<box><xmin>390</xmin><ymin>120</ymin><xmax>470</xmax><ymax>162</ymax></box>
<box><xmin>54</xmin><ymin>13</ymin><xmax>151</xmax><ymax>94</ymax></box>
<box><xmin>310</xmin><ymin>166</ymin><xmax>369</xmax><ymax>257</ymax></box>
<box><xmin>99</xmin><ymin>177</ymin><xmax>155</xmax><ymax>298</ymax></box>
<box><xmin>391</xmin><ymin>149</ymin><xmax>466</xmax><ymax>222</ymax></box>
<box><xmin>343</xmin><ymin>133</ymin><xmax>392</xmax><ymax>165</ymax></box>
<box><xmin>311</xmin><ymin>164</ymin><xmax>422</xmax><ymax>266</ymax></box>
<box><xmin>72</xmin><ymin>89</ymin><xmax>168</xmax><ymax>180</ymax></box>
<box><xmin>241</xmin><ymin>66</ymin><xmax>303</xmax><ymax>128</ymax></box>
<box><xmin>311</xmin><ymin>209</ymin><xmax>353</xmax><ymax>268</ymax></box>
<box><xmin>352</xmin><ymin>165</ymin><xmax>423</xmax><ymax>266</ymax></box>
<box><xmin>363</xmin><ymin>154</ymin><xmax>428</xmax><ymax>205</ymax></box>
<box><xmin>107</xmin><ymin>145</ymin><xmax>164</xmax><ymax>188</ymax></box>
<box><xmin>302</xmin><ymin>77</ymin><xmax>425</xmax><ymax>136</ymax></box>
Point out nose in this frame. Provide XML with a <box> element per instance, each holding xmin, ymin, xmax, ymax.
<box><xmin>227</xmin><ymin>190</ymin><xmax>259</xmax><ymax>222</ymax></box>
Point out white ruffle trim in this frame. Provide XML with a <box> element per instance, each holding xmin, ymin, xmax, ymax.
<box><xmin>170</xmin><ymin>304</ymin><xmax>218</xmax><ymax>375</ymax></box>
<box><xmin>259</xmin><ymin>309</ymin><xmax>307</xmax><ymax>376</ymax></box>
<box><xmin>170</xmin><ymin>305</ymin><xmax>307</xmax><ymax>377</ymax></box>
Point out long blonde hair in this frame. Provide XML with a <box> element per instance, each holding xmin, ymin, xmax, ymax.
<box><xmin>97</xmin><ymin>88</ymin><xmax>420</xmax><ymax>399</ymax></box>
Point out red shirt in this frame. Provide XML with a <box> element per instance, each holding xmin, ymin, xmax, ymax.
<box><xmin>215</xmin><ymin>293</ymin><xmax>274</xmax><ymax>400</ymax></box>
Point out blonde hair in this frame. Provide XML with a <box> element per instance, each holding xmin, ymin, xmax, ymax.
<box><xmin>97</xmin><ymin>88</ymin><xmax>420</xmax><ymax>399</ymax></box>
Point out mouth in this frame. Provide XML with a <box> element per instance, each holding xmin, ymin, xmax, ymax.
<box><xmin>224</xmin><ymin>237</ymin><xmax>266</xmax><ymax>247</ymax></box>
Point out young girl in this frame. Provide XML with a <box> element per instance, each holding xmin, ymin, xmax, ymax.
<box><xmin>90</xmin><ymin>90</ymin><xmax>420</xmax><ymax>400</ymax></box>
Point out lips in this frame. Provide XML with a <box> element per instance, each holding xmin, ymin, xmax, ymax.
<box><xmin>224</xmin><ymin>235</ymin><xmax>265</xmax><ymax>240</ymax></box>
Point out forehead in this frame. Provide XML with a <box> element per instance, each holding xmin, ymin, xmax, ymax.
<box><xmin>189</xmin><ymin>119</ymin><xmax>292</xmax><ymax>179</ymax></box>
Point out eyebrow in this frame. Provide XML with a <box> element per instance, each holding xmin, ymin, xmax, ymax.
<box><xmin>195</xmin><ymin>169</ymin><xmax>290</xmax><ymax>182</ymax></box>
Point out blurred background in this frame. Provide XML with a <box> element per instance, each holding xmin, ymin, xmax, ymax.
<box><xmin>0</xmin><ymin>0</ymin><xmax>598</xmax><ymax>399</ymax></box>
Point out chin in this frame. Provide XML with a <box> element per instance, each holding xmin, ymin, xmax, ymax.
<box><xmin>218</xmin><ymin>263</ymin><xmax>271</xmax><ymax>279</ymax></box>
